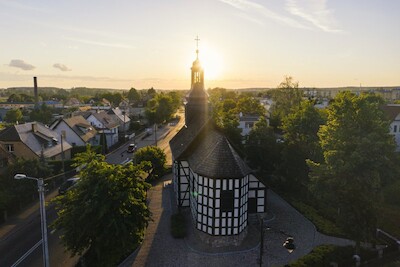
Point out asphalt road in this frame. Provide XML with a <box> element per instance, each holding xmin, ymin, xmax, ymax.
<box><xmin>0</xmin><ymin>114</ymin><xmax>184</xmax><ymax>267</ymax></box>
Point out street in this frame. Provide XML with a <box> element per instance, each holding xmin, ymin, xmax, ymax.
<box><xmin>0</xmin><ymin>114</ymin><xmax>183</xmax><ymax>267</ymax></box>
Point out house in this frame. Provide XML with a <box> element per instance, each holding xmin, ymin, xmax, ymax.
<box><xmin>382</xmin><ymin>104</ymin><xmax>400</xmax><ymax>151</ymax></box>
<box><xmin>169</xmin><ymin>49</ymin><xmax>267</xmax><ymax>240</ymax></box>
<box><xmin>50</xmin><ymin>115</ymin><xmax>98</xmax><ymax>147</ymax></box>
<box><xmin>0</xmin><ymin>122</ymin><xmax>72</xmax><ymax>161</ymax></box>
<box><xmin>64</xmin><ymin>97</ymin><xmax>81</xmax><ymax>107</ymax></box>
<box><xmin>107</xmin><ymin>108</ymin><xmax>131</xmax><ymax>136</ymax></box>
<box><xmin>238</xmin><ymin>113</ymin><xmax>267</xmax><ymax>136</ymax></box>
<box><xmin>0</xmin><ymin>145</ymin><xmax>15</xmax><ymax>173</ymax></box>
<box><xmin>86</xmin><ymin>111</ymin><xmax>119</xmax><ymax>148</ymax></box>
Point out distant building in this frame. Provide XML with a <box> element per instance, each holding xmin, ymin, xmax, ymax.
<box><xmin>170</xmin><ymin>47</ymin><xmax>267</xmax><ymax>240</ymax></box>
<box><xmin>382</xmin><ymin>104</ymin><xmax>400</xmax><ymax>151</ymax></box>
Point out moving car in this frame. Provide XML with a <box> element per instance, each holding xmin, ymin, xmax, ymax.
<box><xmin>127</xmin><ymin>143</ymin><xmax>137</xmax><ymax>153</ymax></box>
<box><xmin>58</xmin><ymin>177</ymin><xmax>80</xmax><ymax>195</ymax></box>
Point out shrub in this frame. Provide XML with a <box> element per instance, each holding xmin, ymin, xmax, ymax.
<box><xmin>290</xmin><ymin>200</ymin><xmax>344</xmax><ymax>237</ymax></box>
<box><xmin>171</xmin><ymin>212</ymin><xmax>186</xmax><ymax>238</ymax></box>
<box><xmin>288</xmin><ymin>245</ymin><xmax>376</xmax><ymax>267</ymax></box>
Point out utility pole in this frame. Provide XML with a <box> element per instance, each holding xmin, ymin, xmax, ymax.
<box><xmin>60</xmin><ymin>131</ymin><xmax>65</xmax><ymax>177</ymax></box>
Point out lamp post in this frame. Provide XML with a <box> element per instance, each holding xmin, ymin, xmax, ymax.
<box><xmin>14</xmin><ymin>174</ymin><xmax>50</xmax><ymax>267</ymax></box>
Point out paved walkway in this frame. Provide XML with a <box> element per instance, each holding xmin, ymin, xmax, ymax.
<box><xmin>121</xmin><ymin>175</ymin><xmax>355</xmax><ymax>267</ymax></box>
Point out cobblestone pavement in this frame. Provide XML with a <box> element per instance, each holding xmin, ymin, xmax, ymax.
<box><xmin>122</xmin><ymin>174</ymin><xmax>354</xmax><ymax>267</ymax></box>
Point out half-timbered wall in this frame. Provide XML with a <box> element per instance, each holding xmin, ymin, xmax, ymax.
<box><xmin>173</xmin><ymin>160</ymin><xmax>190</xmax><ymax>207</ymax></box>
<box><xmin>173</xmin><ymin>162</ymin><xmax>267</xmax><ymax>236</ymax></box>
<box><xmin>188</xmin><ymin>169</ymin><xmax>250</xmax><ymax>236</ymax></box>
<box><xmin>248</xmin><ymin>174</ymin><xmax>267</xmax><ymax>213</ymax></box>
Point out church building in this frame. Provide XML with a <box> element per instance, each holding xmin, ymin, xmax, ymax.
<box><xmin>169</xmin><ymin>44</ymin><xmax>267</xmax><ymax>237</ymax></box>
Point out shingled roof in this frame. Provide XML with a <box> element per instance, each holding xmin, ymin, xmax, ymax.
<box><xmin>169</xmin><ymin>116</ymin><xmax>208</xmax><ymax>160</ymax></box>
<box><xmin>381</xmin><ymin>105</ymin><xmax>400</xmax><ymax>121</ymax></box>
<box><xmin>170</xmin><ymin>120</ymin><xmax>252</xmax><ymax>179</ymax></box>
<box><xmin>52</xmin><ymin>115</ymin><xmax>97</xmax><ymax>143</ymax></box>
<box><xmin>0</xmin><ymin>122</ymin><xmax>72</xmax><ymax>158</ymax></box>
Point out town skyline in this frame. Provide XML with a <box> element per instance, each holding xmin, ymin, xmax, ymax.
<box><xmin>1</xmin><ymin>0</ymin><xmax>399</xmax><ymax>90</ymax></box>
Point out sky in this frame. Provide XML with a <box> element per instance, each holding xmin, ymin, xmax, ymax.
<box><xmin>0</xmin><ymin>0</ymin><xmax>399</xmax><ymax>90</ymax></box>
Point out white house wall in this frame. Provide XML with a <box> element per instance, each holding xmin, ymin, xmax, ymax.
<box><xmin>52</xmin><ymin>121</ymin><xmax>85</xmax><ymax>146</ymax></box>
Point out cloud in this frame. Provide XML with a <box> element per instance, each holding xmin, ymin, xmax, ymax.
<box><xmin>63</xmin><ymin>36</ymin><xmax>135</xmax><ymax>49</ymax></box>
<box><xmin>218</xmin><ymin>0</ymin><xmax>309</xmax><ymax>29</ymax></box>
<box><xmin>53</xmin><ymin>63</ymin><xmax>71</xmax><ymax>72</ymax></box>
<box><xmin>8</xmin><ymin>59</ymin><xmax>35</xmax><ymax>70</ymax></box>
<box><xmin>285</xmin><ymin>0</ymin><xmax>343</xmax><ymax>33</ymax></box>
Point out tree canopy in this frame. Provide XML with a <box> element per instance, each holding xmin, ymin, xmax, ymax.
<box><xmin>4</xmin><ymin>108</ymin><xmax>23</xmax><ymax>123</ymax></box>
<box><xmin>308</xmin><ymin>92</ymin><xmax>397</xmax><ymax>245</ymax></box>
<box><xmin>134</xmin><ymin>146</ymin><xmax>166</xmax><ymax>181</ymax></box>
<box><xmin>52</xmin><ymin>148</ymin><xmax>151</xmax><ymax>266</ymax></box>
<box><xmin>269</xmin><ymin>76</ymin><xmax>303</xmax><ymax>128</ymax></box>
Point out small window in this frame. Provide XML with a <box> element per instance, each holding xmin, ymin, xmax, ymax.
<box><xmin>394</xmin><ymin>125</ymin><xmax>398</xmax><ymax>133</ymax></box>
<box><xmin>5</xmin><ymin>144</ymin><xmax>14</xmax><ymax>152</ymax></box>
<box><xmin>220</xmin><ymin>190</ymin><xmax>234</xmax><ymax>212</ymax></box>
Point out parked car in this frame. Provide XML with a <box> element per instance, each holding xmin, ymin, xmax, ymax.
<box><xmin>127</xmin><ymin>143</ymin><xmax>137</xmax><ymax>153</ymax></box>
<box><xmin>58</xmin><ymin>177</ymin><xmax>80</xmax><ymax>195</ymax></box>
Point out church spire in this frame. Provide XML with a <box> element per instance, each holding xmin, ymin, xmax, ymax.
<box><xmin>185</xmin><ymin>36</ymin><xmax>209</xmax><ymax>127</ymax></box>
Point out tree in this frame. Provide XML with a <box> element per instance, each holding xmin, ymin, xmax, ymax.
<box><xmin>4</xmin><ymin>108</ymin><xmax>23</xmax><ymax>123</ymax></box>
<box><xmin>0</xmin><ymin>158</ymin><xmax>52</xmax><ymax>213</ymax></box>
<box><xmin>245</xmin><ymin>118</ymin><xmax>281</xmax><ymax>175</ymax></box>
<box><xmin>134</xmin><ymin>146</ymin><xmax>166</xmax><ymax>181</ymax></box>
<box><xmin>269</xmin><ymin>76</ymin><xmax>303</xmax><ymax>128</ymax></box>
<box><xmin>281</xmin><ymin>100</ymin><xmax>326</xmax><ymax>162</ymax></box>
<box><xmin>308</xmin><ymin>92</ymin><xmax>397</xmax><ymax>249</ymax></box>
<box><xmin>236</xmin><ymin>96</ymin><xmax>265</xmax><ymax>116</ymax></box>
<box><xmin>52</xmin><ymin>148</ymin><xmax>151</xmax><ymax>266</ymax></box>
<box><xmin>278</xmin><ymin>101</ymin><xmax>326</xmax><ymax>193</ymax></box>
<box><xmin>127</xmin><ymin>88</ymin><xmax>140</xmax><ymax>104</ymax></box>
<box><xmin>29</xmin><ymin>103</ymin><xmax>53</xmax><ymax>124</ymax></box>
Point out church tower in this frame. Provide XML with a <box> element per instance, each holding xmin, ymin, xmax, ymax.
<box><xmin>185</xmin><ymin>36</ymin><xmax>208</xmax><ymax>127</ymax></box>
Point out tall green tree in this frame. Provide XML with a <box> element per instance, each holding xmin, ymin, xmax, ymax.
<box><xmin>278</xmin><ymin>100</ymin><xmax>326</xmax><ymax>194</ymax></box>
<box><xmin>52</xmin><ymin>148</ymin><xmax>151</xmax><ymax>266</ymax></box>
<box><xmin>4</xmin><ymin>108</ymin><xmax>23</xmax><ymax>123</ymax></box>
<box><xmin>308</xmin><ymin>92</ymin><xmax>397</xmax><ymax>249</ymax></box>
<box><xmin>270</xmin><ymin>76</ymin><xmax>303</xmax><ymax>128</ymax></box>
<box><xmin>245</xmin><ymin>118</ymin><xmax>281</xmax><ymax>175</ymax></box>
<box><xmin>127</xmin><ymin>88</ymin><xmax>140</xmax><ymax>103</ymax></box>
<box><xmin>134</xmin><ymin>146</ymin><xmax>166</xmax><ymax>181</ymax></box>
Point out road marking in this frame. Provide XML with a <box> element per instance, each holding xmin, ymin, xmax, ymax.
<box><xmin>11</xmin><ymin>239</ymin><xmax>42</xmax><ymax>267</ymax></box>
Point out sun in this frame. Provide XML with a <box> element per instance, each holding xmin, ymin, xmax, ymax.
<box><xmin>199</xmin><ymin>44</ymin><xmax>223</xmax><ymax>80</ymax></box>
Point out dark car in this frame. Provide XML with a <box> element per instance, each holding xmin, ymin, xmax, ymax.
<box><xmin>58</xmin><ymin>177</ymin><xmax>80</xmax><ymax>195</ymax></box>
<box><xmin>127</xmin><ymin>143</ymin><xmax>137</xmax><ymax>153</ymax></box>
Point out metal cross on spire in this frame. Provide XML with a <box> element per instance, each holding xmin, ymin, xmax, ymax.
<box><xmin>195</xmin><ymin>35</ymin><xmax>200</xmax><ymax>59</ymax></box>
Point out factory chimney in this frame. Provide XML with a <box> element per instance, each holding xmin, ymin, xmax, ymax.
<box><xmin>33</xmin><ymin>77</ymin><xmax>39</xmax><ymax>109</ymax></box>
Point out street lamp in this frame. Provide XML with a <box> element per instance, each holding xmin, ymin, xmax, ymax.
<box><xmin>14</xmin><ymin>174</ymin><xmax>50</xmax><ymax>267</ymax></box>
